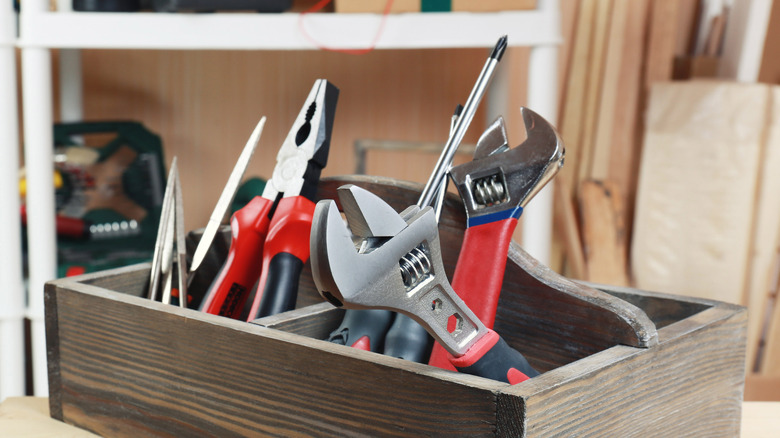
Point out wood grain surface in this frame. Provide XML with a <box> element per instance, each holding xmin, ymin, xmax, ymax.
<box><xmin>579</xmin><ymin>179</ymin><xmax>629</xmax><ymax>286</ymax></box>
<box><xmin>632</xmin><ymin>81</ymin><xmax>769</xmax><ymax>305</ymax></box>
<box><xmin>47</xmin><ymin>282</ymin><xmax>503</xmax><ymax>437</ymax></box>
<box><xmin>504</xmin><ymin>303</ymin><xmax>746</xmax><ymax>437</ymax></box>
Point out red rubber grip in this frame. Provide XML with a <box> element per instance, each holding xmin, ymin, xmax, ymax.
<box><xmin>201</xmin><ymin>196</ymin><xmax>273</xmax><ymax>319</ymax></box>
<box><xmin>246</xmin><ymin>196</ymin><xmax>316</xmax><ymax>320</ymax></box>
<box><xmin>448</xmin><ymin>329</ymin><xmax>535</xmax><ymax>385</ymax></box>
<box><xmin>351</xmin><ymin>336</ymin><xmax>372</xmax><ymax>351</ymax></box>
<box><xmin>428</xmin><ymin>217</ymin><xmax>518</xmax><ymax>371</ymax></box>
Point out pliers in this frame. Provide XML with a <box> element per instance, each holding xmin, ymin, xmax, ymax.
<box><xmin>199</xmin><ymin>79</ymin><xmax>339</xmax><ymax>321</ymax></box>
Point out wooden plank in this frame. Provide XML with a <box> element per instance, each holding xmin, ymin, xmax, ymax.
<box><xmin>506</xmin><ymin>303</ymin><xmax>747</xmax><ymax>437</ymax></box>
<box><xmin>631</xmin><ymin>81</ymin><xmax>770</xmax><ymax>305</ymax></box>
<box><xmin>557</xmin><ymin>0</ymin><xmax>598</xmax><ymax>195</ymax></box>
<box><xmin>758</xmin><ymin>0</ymin><xmax>780</xmax><ymax>83</ymax></box>
<box><xmin>644</xmin><ymin>0</ymin><xmax>683</xmax><ymax>88</ymax></box>
<box><xmin>589</xmin><ymin>0</ymin><xmax>629</xmax><ymax>180</ymax></box>
<box><xmin>579</xmin><ymin>179</ymin><xmax>629</xmax><ymax>286</ymax></box>
<box><xmin>575</xmin><ymin>0</ymin><xmax>613</xmax><ymax>187</ymax></box>
<box><xmin>552</xmin><ymin>177</ymin><xmax>586</xmax><ymax>279</ymax></box>
<box><xmin>746</xmin><ymin>86</ymin><xmax>780</xmax><ymax>372</ymax></box>
<box><xmin>607</xmin><ymin>0</ymin><xmax>651</xmax><ymax>240</ymax></box>
<box><xmin>47</xmin><ymin>281</ymin><xmax>504</xmax><ymax>437</ymax></box>
<box><xmin>498</xmin><ymin>241</ymin><xmax>657</xmax><ymax>373</ymax></box>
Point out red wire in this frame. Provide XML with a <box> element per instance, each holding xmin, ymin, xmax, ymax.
<box><xmin>298</xmin><ymin>0</ymin><xmax>395</xmax><ymax>55</ymax></box>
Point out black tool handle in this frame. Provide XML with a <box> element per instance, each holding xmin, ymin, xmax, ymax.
<box><xmin>256</xmin><ymin>253</ymin><xmax>303</xmax><ymax>317</ymax></box>
<box><xmin>328</xmin><ymin>309</ymin><xmax>394</xmax><ymax>352</ymax></box>
<box><xmin>382</xmin><ymin>314</ymin><xmax>432</xmax><ymax>363</ymax></box>
<box><xmin>450</xmin><ymin>329</ymin><xmax>539</xmax><ymax>384</ymax></box>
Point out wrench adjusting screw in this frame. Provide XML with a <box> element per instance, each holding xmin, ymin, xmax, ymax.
<box><xmin>399</xmin><ymin>243</ymin><xmax>433</xmax><ymax>290</ymax></box>
<box><xmin>472</xmin><ymin>173</ymin><xmax>507</xmax><ymax>207</ymax></box>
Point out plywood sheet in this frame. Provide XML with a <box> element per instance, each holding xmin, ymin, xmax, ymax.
<box><xmin>631</xmin><ymin>81</ymin><xmax>769</xmax><ymax>305</ymax></box>
<box><xmin>755</xmin><ymin>87</ymin><xmax>780</xmax><ymax>373</ymax></box>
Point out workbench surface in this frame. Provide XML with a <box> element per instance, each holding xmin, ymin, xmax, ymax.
<box><xmin>1</xmin><ymin>397</ymin><xmax>778</xmax><ymax>437</ymax></box>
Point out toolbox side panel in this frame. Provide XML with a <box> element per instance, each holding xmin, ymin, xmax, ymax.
<box><xmin>256</xmin><ymin>302</ymin><xmax>344</xmax><ymax>339</ymax></box>
<box><xmin>49</xmin><ymin>285</ymin><xmax>501</xmax><ymax>437</ymax></box>
<box><xmin>44</xmin><ymin>283</ymin><xmax>63</xmax><ymax>421</ymax></box>
<box><xmin>506</xmin><ymin>304</ymin><xmax>746</xmax><ymax>437</ymax></box>
<box><xmin>496</xmin><ymin>245</ymin><xmax>659</xmax><ymax>373</ymax></box>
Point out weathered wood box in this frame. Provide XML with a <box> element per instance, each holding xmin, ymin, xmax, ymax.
<box><xmin>45</xmin><ymin>176</ymin><xmax>747</xmax><ymax>437</ymax></box>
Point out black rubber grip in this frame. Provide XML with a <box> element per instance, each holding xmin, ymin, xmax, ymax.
<box><xmin>455</xmin><ymin>335</ymin><xmax>539</xmax><ymax>384</ymax></box>
<box><xmin>257</xmin><ymin>252</ymin><xmax>304</xmax><ymax>317</ymax></box>
<box><xmin>382</xmin><ymin>314</ymin><xmax>432</xmax><ymax>363</ymax></box>
<box><xmin>327</xmin><ymin>309</ymin><xmax>394</xmax><ymax>352</ymax></box>
<box><xmin>187</xmin><ymin>227</ymin><xmax>231</xmax><ymax>310</ymax></box>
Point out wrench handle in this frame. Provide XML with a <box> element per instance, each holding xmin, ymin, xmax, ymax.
<box><xmin>382</xmin><ymin>314</ymin><xmax>432</xmax><ymax>363</ymax></box>
<box><xmin>200</xmin><ymin>196</ymin><xmax>272</xmax><ymax>318</ymax></box>
<box><xmin>328</xmin><ymin>309</ymin><xmax>394</xmax><ymax>352</ymax></box>
<box><xmin>247</xmin><ymin>196</ymin><xmax>316</xmax><ymax>320</ymax></box>
<box><xmin>428</xmin><ymin>217</ymin><xmax>517</xmax><ymax>370</ymax></box>
<box><xmin>449</xmin><ymin>329</ymin><xmax>538</xmax><ymax>384</ymax></box>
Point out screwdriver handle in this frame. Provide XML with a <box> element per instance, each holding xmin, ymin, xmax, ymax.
<box><xmin>428</xmin><ymin>217</ymin><xmax>518</xmax><ymax>370</ymax></box>
<box><xmin>200</xmin><ymin>196</ymin><xmax>272</xmax><ymax>318</ymax></box>
<box><xmin>328</xmin><ymin>309</ymin><xmax>394</xmax><ymax>352</ymax></box>
<box><xmin>382</xmin><ymin>314</ymin><xmax>432</xmax><ymax>363</ymax></box>
<box><xmin>449</xmin><ymin>329</ymin><xmax>538</xmax><ymax>384</ymax></box>
<box><xmin>247</xmin><ymin>196</ymin><xmax>316</xmax><ymax>320</ymax></box>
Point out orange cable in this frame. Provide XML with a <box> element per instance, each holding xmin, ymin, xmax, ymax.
<box><xmin>298</xmin><ymin>0</ymin><xmax>395</xmax><ymax>55</ymax></box>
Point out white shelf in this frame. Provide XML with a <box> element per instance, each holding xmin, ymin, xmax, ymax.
<box><xmin>18</xmin><ymin>11</ymin><xmax>561</xmax><ymax>50</ymax></box>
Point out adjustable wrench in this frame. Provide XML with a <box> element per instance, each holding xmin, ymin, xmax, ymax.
<box><xmin>328</xmin><ymin>36</ymin><xmax>508</xmax><ymax>356</ymax></box>
<box><xmin>310</xmin><ymin>185</ymin><xmax>538</xmax><ymax>384</ymax></box>
<box><xmin>428</xmin><ymin>107</ymin><xmax>564</xmax><ymax>370</ymax></box>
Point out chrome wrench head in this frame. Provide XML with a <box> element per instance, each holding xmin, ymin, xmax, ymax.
<box><xmin>310</xmin><ymin>185</ymin><xmax>489</xmax><ymax>357</ymax></box>
<box><xmin>449</xmin><ymin>107</ymin><xmax>565</xmax><ymax>223</ymax></box>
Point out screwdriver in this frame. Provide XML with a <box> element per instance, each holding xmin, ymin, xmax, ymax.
<box><xmin>382</xmin><ymin>36</ymin><xmax>507</xmax><ymax>363</ymax></box>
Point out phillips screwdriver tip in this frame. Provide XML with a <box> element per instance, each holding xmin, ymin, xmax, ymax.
<box><xmin>490</xmin><ymin>35</ymin><xmax>508</xmax><ymax>61</ymax></box>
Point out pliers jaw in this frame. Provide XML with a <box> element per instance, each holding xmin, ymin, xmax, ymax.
<box><xmin>263</xmin><ymin>79</ymin><xmax>339</xmax><ymax>203</ymax></box>
<box><xmin>449</xmin><ymin>107</ymin><xmax>564</xmax><ymax>225</ymax></box>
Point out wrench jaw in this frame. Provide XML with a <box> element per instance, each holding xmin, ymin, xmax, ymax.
<box><xmin>449</xmin><ymin>107</ymin><xmax>565</xmax><ymax>225</ymax></box>
<box><xmin>309</xmin><ymin>185</ymin><xmax>490</xmax><ymax>357</ymax></box>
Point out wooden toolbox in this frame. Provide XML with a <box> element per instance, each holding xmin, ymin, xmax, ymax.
<box><xmin>45</xmin><ymin>176</ymin><xmax>747</xmax><ymax>437</ymax></box>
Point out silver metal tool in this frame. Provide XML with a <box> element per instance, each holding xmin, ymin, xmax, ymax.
<box><xmin>311</xmin><ymin>185</ymin><xmax>489</xmax><ymax>357</ymax></box>
<box><xmin>147</xmin><ymin>157</ymin><xmax>189</xmax><ymax>307</ymax></box>
<box><xmin>148</xmin><ymin>157</ymin><xmax>178</xmax><ymax>302</ymax></box>
<box><xmin>418</xmin><ymin>35</ymin><xmax>507</xmax><ymax>208</ymax></box>
<box><xmin>189</xmin><ymin>117</ymin><xmax>266</xmax><ymax>274</ymax></box>
<box><xmin>173</xmin><ymin>164</ymin><xmax>188</xmax><ymax>307</ymax></box>
<box><xmin>449</xmin><ymin>107</ymin><xmax>564</xmax><ymax>225</ymax></box>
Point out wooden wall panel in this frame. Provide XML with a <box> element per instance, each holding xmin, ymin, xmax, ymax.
<box><xmin>79</xmin><ymin>48</ymin><xmax>530</xmax><ymax>227</ymax></box>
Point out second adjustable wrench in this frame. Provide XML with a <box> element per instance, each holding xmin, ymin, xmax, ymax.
<box><xmin>428</xmin><ymin>107</ymin><xmax>564</xmax><ymax>370</ymax></box>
